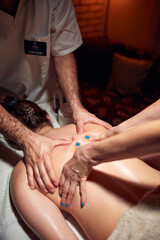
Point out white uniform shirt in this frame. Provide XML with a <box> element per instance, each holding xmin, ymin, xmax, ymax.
<box><xmin>0</xmin><ymin>0</ymin><xmax>82</xmax><ymax>103</ymax></box>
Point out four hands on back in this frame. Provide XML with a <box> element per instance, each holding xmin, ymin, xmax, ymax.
<box><xmin>24</xmin><ymin>106</ymin><xmax>111</xmax><ymax>195</ymax></box>
<box><xmin>58</xmin><ymin>124</ymin><xmax>116</xmax><ymax>208</ymax></box>
<box><xmin>2</xmin><ymin>95</ymin><xmax>160</xmax><ymax>210</ymax></box>
<box><xmin>2</xmin><ymin>94</ymin><xmax>160</xmax><ymax>209</ymax></box>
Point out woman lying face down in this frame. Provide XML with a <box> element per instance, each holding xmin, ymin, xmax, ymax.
<box><xmin>2</xmin><ymin>97</ymin><xmax>160</xmax><ymax>240</ymax></box>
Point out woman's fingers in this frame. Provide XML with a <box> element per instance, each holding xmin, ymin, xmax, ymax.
<box><xmin>89</xmin><ymin>132</ymin><xmax>108</xmax><ymax>141</ymax></box>
<box><xmin>60</xmin><ymin>179</ymin><xmax>70</xmax><ymax>207</ymax></box>
<box><xmin>59</xmin><ymin>146</ymin><xmax>92</xmax><ymax>208</ymax></box>
<box><xmin>59</xmin><ymin>173</ymin><xmax>65</xmax><ymax>198</ymax></box>
<box><xmin>80</xmin><ymin>179</ymin><xmax>87</xmax><ymax>208</ymax></box>
<box><xmin>59</xmin><ymin>173</ymin><xmax>77</xmax><ymax>207</ymax></box>
<box><xmin>88</xmin><ymin>127</ymin><xmax>119</xmax><ymax>142</ymax></box>
<box><xmin>59</xmin><ymin>166</ymin><xmax>87</xmax><ymax>208</ymax></box>
<box><xmin>59</xmin><ymin>177</ymin><xmax>85</xmax><ymax>208</ymax></box>
<box><xmin>65</xmin><ymin>181</ymin><xmax>78</xmax><ymax>207</ymax></box>
<box><xmin>59</xmin><ymin>167</ymin><xmax>78</xmax><ymax>207</ymax></box>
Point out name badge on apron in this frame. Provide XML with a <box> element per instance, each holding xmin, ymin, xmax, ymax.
<box><xmin>24</xmin><ymin>40</ymin><xmax>46</xmax><ymax>56</ymax></box>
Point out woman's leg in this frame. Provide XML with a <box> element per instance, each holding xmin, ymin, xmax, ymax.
<box><xmin>10</xmin><ymin>161</ymin><xmax>78</xmax><ymax>240</ymax></box>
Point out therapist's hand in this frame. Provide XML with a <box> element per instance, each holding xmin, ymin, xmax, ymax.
<box><xmin>73</xmin><ymin>106</ymin><xmax>111</xmax><ymax>134</ymax></box>
<box><xmin>59</xmin><ymin>145</ymin><xmax>93</xmax><ymax>208</ymax></box>
<box><xmin>24</xmin><ymin>133</ymin><xmax>72</xmax><ymax>194</ymax></box>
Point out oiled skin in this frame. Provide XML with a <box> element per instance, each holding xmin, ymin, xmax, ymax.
<box><xmin>10</xmin><ymin>124</ymin><xmax>160</xmax><ymax>240</ymax></box>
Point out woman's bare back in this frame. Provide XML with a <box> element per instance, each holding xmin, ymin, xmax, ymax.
<box><xmin>11</xmin><ymin>123</ymin><xmax>160</xmax><ymax>240</ymax></box>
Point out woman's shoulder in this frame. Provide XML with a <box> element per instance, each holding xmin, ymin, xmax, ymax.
<box><xmin>46</xmin><ymin>123</ymin><xmax>107</xmax><ymax>139</ymax></box>
<box><xmin>84</xmin><ymin>123</ymin><xmax>107</xmax><ymax>133</ymax></box>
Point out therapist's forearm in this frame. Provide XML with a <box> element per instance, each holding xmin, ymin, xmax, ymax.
<box><xmin>0</xmin><ymin>105</ymin><xmax>36</xmax><ymax>149</ymax></box>
<box><xmin>54</xmin><ymin>53</ymin><xmax>82</xmax><ymax>112</ymax></box>
<box><xmin>82</xmin><ymin>120</ymin><xmax>160</xmax><ymax>166</ymax></box>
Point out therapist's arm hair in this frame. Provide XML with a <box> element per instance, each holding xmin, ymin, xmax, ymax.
<box><xmin>0</xmin><ymin>97</ymin><xmax>62</xmax><ymax>194</ymax></box>
<box><xmin>53</xmin><ymin>53</ymin><xmax>82</xmax><ymax>113</ymax></box>
<box><xmin>53</xmin><ymin>53</ymin><xmax>111</xmax><ymax>133</ymax></box>
<box><xmin>0</xmin><ymin>103</ymin><xmax>37</xmax><ymax>149</ymax></box>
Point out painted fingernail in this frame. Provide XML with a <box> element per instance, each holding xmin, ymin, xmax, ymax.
<box><xmin>85</xmin><ymin>136</ymin><xmax>90</xmax><ymax>139</ymax></box>
<box><xmin>81</xmin><ymin>202</ymin><xmax>84</xmax><ymax>208</ymax></box>
<box><xmin>65</xmin><ymin>203</ymin><xmax>69</xmax><ymax>208</ymax></box>
<box><xmin>61</xmin><ymin>202</ymin><xmax>64</xmax><ymax>207</ymax></box>
<box><xmin>76</xmin><ymin>142</ymin><xmax>80</xmax><ymax>147</ymax></box>
<box><xmin>59</xmin><ymin>194</ymin><xmax>62</xmax><ymax>198</ymax></box>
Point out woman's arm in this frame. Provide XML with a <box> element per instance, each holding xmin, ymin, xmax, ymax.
<box><xmin>10</xmin><ymin>161</ymin><xmax>78</xmax><ymax>240</ymax></box>
<box><xmin>119</xmin><ymin>99</ymin><xmax>160</xmax><ymax>131</ymax></box>
<box><xmin>87</xmin><ymin>119</ymin><xmax>160</xmax><ymax>163</ymax></box>
<box><xmin>97</xmin><ymin>99</ymin><xmax>160</xmax><ymax>139</ymax></box>
<box><xmin>59</xmin><ymin>119</ymin><xmax>160</xmax><ymax>207</ymax></box>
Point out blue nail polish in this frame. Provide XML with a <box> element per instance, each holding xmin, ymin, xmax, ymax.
<box><xmin>76</xmin><ymin>142</ymin><xmax>80</xmax><ymax>147</ymax></box>
<box><xmin>85</xmin><ymin>136</ymin><xmax>90</xmax><ymax>139</ymax></box>
<box><xmin>61</xmin><ymin>202</ymin><xmax>64</xmax><ymax>207</ymax></box>
<box><xmin>81</xmin><ymin>202</ymin><xmax>84</xmax><ymax>208</ymax></box>
<box><xmin>59</xmin><ymin>194</ymin><xmax>62</xmax><ymax>198</ymax></box>
<box><xmin>65</xmin><ymin>203</ymin><xmax>68</xmax><ymax>207</ymax></box>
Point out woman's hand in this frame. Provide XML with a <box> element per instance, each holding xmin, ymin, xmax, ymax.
<box><xmin>59</xmin><ymin>145</ymin><xmax>93</xmax><ymax>208</ymax></box>
<box><xmin>90</xmin><ymin>125</ymin><xmax>121</xmax><ymax>141</ymax></box>
<box><xmin>24</xmin><ymin>133</ymin><xmax>72</xmax><ymax>194</ymax></box>
<box><xmin>73</xmin><ymin>107</ymin><xmax>111</xmax><ymax>134</ymax></box>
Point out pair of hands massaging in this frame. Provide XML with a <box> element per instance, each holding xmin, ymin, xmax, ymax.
<box><xmin>59</xmin><ymin>124</ymin><xmax>116</xmax><ymax>208</ymax></box>
<box><xmin>26</xmin><ymin>107</ymin><xmax>111</xmax><ymax>197</ymax></box>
